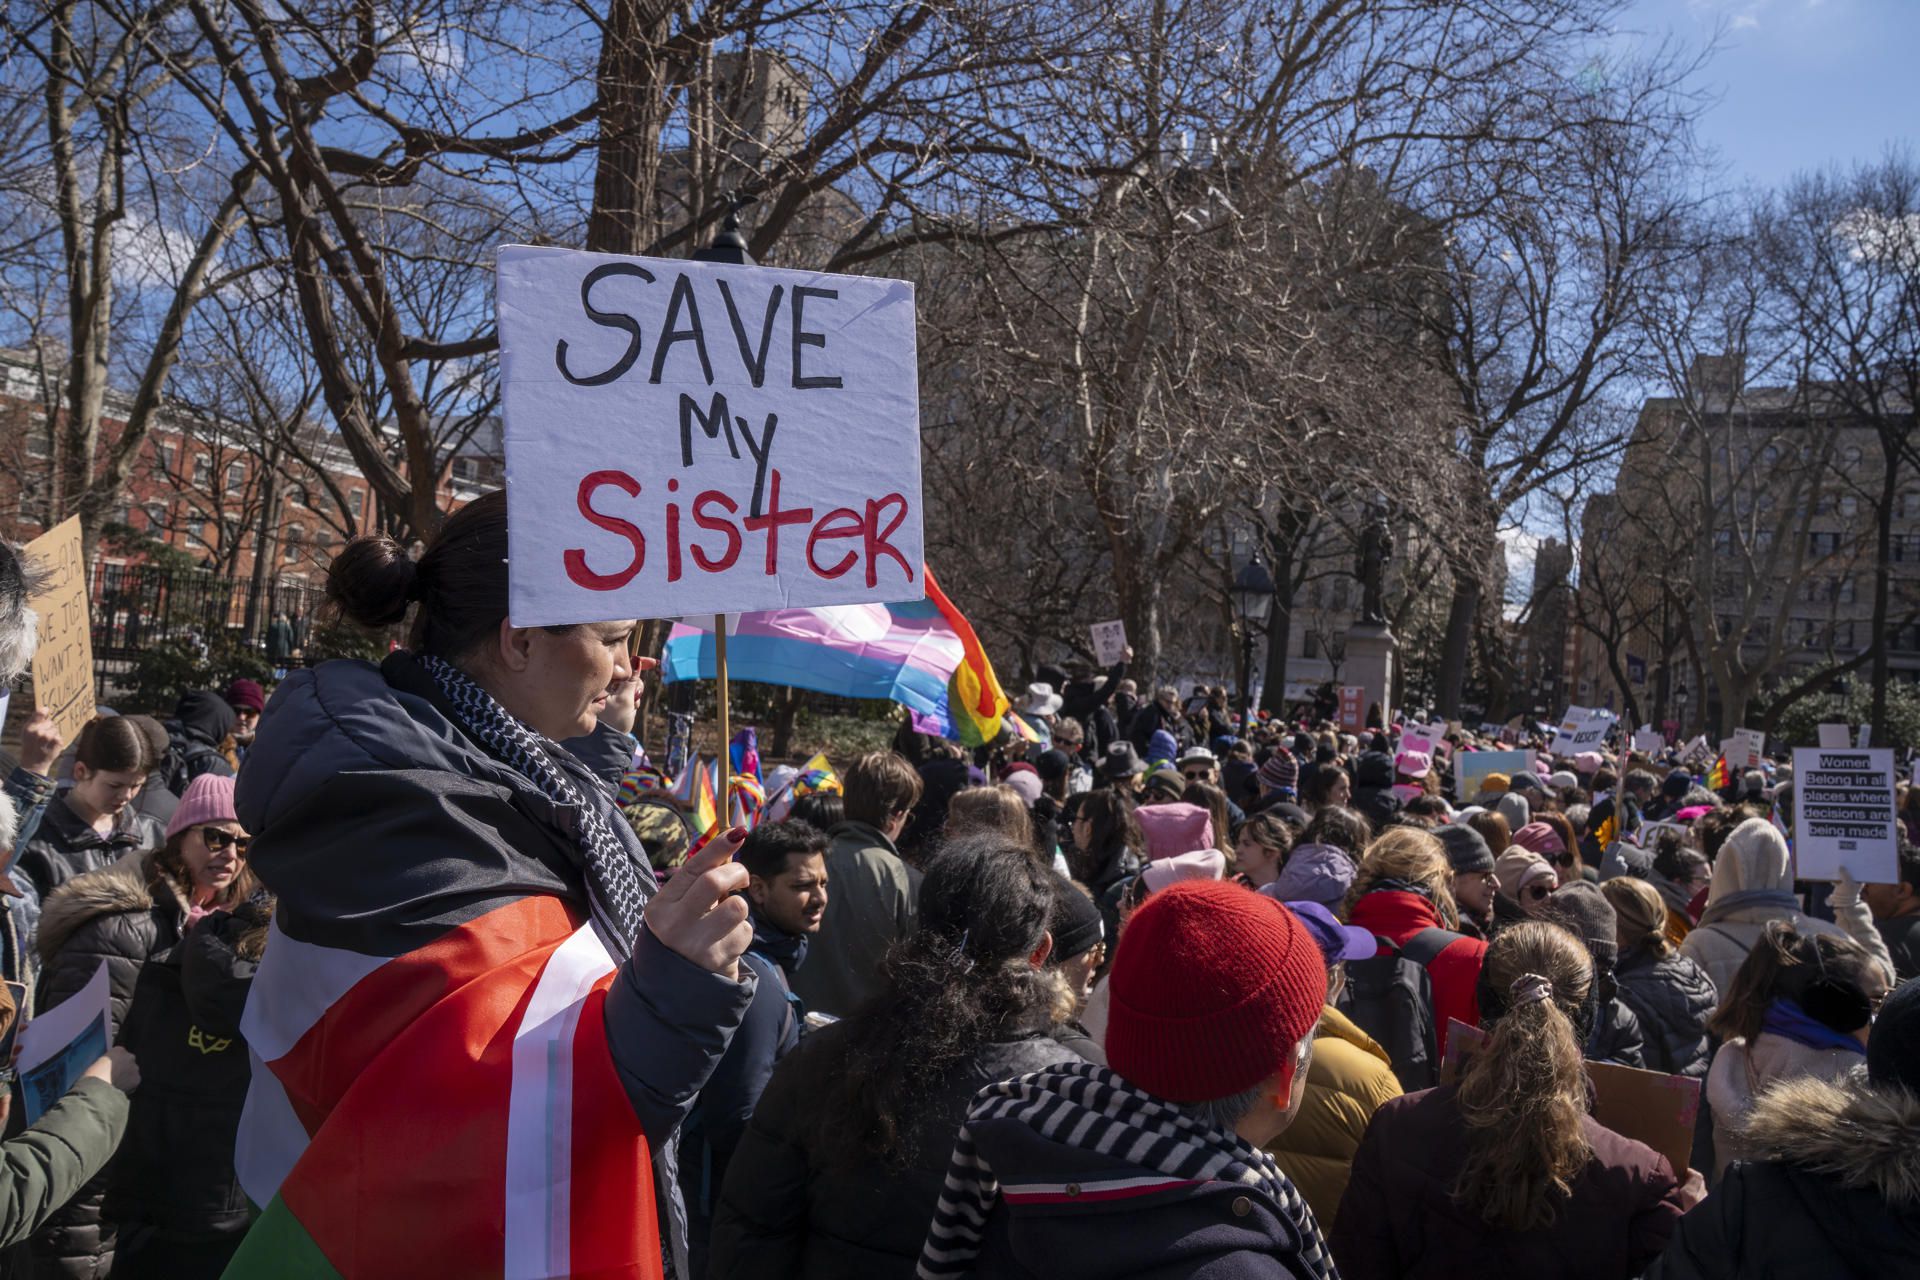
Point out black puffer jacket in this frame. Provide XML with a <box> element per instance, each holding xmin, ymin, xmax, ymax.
<box><xmin>14</xmin><ymin>796</ymin><xmax>163</xmax><ymax>904</ymax></box>
<box><xmin>105</xmin><ymin>898</ymin><xmax>269</xmax><ymax>1279</ymax></box>
<box><xmin>29</xmin><ymin>853</ymin><xmax>193</xmax><ymax>1279</ymax></box>
<box><xmin>1586</xmin><ymin>995</ymin><xmax>1648</xmax><ymax>1069</ymax></box>
<box><xmin>1614</xmin><ymin>945</ymin><xmax>1718</xmax><ymax>1078</ymax></box>
<box><xmin>1647</xmin><ymin>1073</ymin><xmax>1920</xmax><ymax>1278</ymax></box>
<box><xmin>1350</xmin><ymin>752</ymin><xmax>1401</xmax><ymax>830</ymax></box>
<box><xmin>708</xmin><ymin>1020</ymin><xmax>1085</xmax><ymax>1280</ymax></box>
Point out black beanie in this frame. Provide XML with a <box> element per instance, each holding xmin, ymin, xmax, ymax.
<box><xmin>1435</xmin><ymin>824</ymin><xmax>1495</xmax><ymax>875</ymax></box>
<box><xmin>1662</xmin><ymin>771</ymin><xmax>1691</xmax><ymax>800</ymax></box>
<box><xmin>1869</xmin><ymin>978</ymin><xmax>1920</xmax><ymax>1095</ymax></box>
<box><xmin>1548</xmin><ymin>881</ymin><xmax>1619</xmax><ymax>969</ymax></box>
<box><xmin>1049</xmin><ymin>879</ymin><xmax>1105</xmax><ymax>963</ymax></box>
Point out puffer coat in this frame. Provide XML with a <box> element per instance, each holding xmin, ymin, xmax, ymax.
<box><xmin>1614</xmin><ymin>944</ymin><xmax>1718</xmax><ymax>1078</ymax></box>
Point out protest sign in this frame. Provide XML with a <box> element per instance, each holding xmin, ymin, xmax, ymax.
<box><xmin>1631</xmin><ymin>727</ymin><xmax>1665</xmax><ymax>756</ymax></box>
<box><xmin>1400</xmin><ymin>730</ymin><xmax>1435</xmax><ymax>758</ymax></box>
<box><xmin>1088</xmin><ymin>619</ymin><xmax>1128</xmax><ymax>667</ymax></box>
<box><xmin>1548</xmin><ymin>706</ymin><xmax>1608</xmax><ymax>757</ymax></box>
<box><xmin>1793</xmin><ymin>747</ymin><xmax>1898</xmax><ymax>883</ymax></box>
<box><xmin>1818</xmin><ymin>724</ymin><xmax>1850</xmax><ymax>749</ymax></box>
<box><xmin>1587</xmin><ymin>1061</ymin><xmax>1702</xmax><ymax>1179</ymax></box>
<box><xmin>1858</xmin><ymin>724</ymin><xmax>1873</xmax><ymax>748</ymax></box>
<box><xmin>21</xmin><ymin>517</ymin><xmax>95</xmax><ymax>743</ymax></box>
<box><xmin>495</xmin><ymin>245</ymin><xmax>924</xmax><ymax>626</ymax></box>
<box><xmin>1457</xmin><ymin>749</ymin><xmax>1534</xmax><ymax>799</ymax></box>
<box><xmin>1730</xmin><ymin>727</ymin><xmax>1766</xmax><ymax>769</ymax></box>
<box><xmin>17</xmin><ymin>959</ymin><xmax>109</xmax><ymax>1124</ymax></box>
<box><xmin>1337</xmin><ymin>686</ymin><xmax>1365</xmax><ymax>733</ymax></box>
<box><xmin>1679</xmin><ymin>735</ymin><xmax>1711</xmax><ymax>766</ymax></box>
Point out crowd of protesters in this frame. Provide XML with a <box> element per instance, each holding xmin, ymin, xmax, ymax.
<box><xmin>4</xmin><ymin>502</ymin><xmax>1920</xmax><ymax>1279</ymax></box>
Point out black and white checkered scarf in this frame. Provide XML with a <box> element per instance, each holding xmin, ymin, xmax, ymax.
<box><xmin>918</xmin><ymin>1060</ymin><xmax>1337</xmax><ymax>1279</ymax></box>
<box><xmin>418</xmin><ymin>653</ymin><xmax>648</xmax><ymax>961</ymax></box>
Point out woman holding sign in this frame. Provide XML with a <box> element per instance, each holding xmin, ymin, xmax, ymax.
<box><xmin>225</xmin><ymin>492</ymin><xmax>754</xmax><ymax>1280</ymax></box>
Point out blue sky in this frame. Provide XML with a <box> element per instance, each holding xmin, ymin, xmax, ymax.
<box><xmin>1615</xmin><ymin>0</ymin><xmax>1917</xmax><ymax>187</ymax></box>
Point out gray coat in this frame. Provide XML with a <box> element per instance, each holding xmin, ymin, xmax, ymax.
<box><xmin>786</xmin><ymin>820</ymin><xmax>920</xmax><ymax>1018</ymax></box>
<box><xmin>1615</xmin><ymin>946</ymin><xmax>1718</xmax><ymax>1078</ymax></box>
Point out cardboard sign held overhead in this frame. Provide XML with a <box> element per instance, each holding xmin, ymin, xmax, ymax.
<box><xmin>1337</xmin><ymin>686</ymin><xmax>1366</xmax><ymax>733</ymax></box>
<box><xmin>495</xmin><ymin>245</ymin><xmax>925</xmax><ymax>625</ymax></box>
<box><xmin>1631</xmin><ymin>728</ymin><xmax>1666</xmax><ymax>756</ymax></box>
<box><xmin>22</xmin><ymin>517</ymin><xmax>95</xmax><ymax>743</ymax></box>
<box><xmin>1548</xmin><ymin>706</ymin><xmax>1609</xmax><ymax>758</ymax></box>
<box><xmin>1088</xmin><ymin>619</ymin><xmax>1128</xmax><ymax>668</ymax></box>
<box><xmin>1793</xmin><ymin>746</ymin><xmax>1898</xmax><ymax>883</ymax></box>
<box><xmin>1731</xmin><ymin>727</ymin><xmax>1766</xmax><ymax>770</ymax></box>
<box><xmin>1818</xmin><ymin>723</ymin><xmax>1851</xmax><ymax>749</ymax></box>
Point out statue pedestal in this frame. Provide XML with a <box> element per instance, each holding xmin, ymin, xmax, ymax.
<box><xmin>1345</xmin><ymin>623</ymin><xmax>1398</xmax><ymax>725</ymax></box>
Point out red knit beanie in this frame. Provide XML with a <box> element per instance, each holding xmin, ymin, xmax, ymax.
<box><xmin>1107</xmin><ymin>880</ymin><xmax>1326</xmax><ymax>1103</ymax></box>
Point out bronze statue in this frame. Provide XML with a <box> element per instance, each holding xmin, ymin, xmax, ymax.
<box><xmin>1355</xmin><ymin>499</ymin><xmax>1393</xmax><ymax>625</ymax></box>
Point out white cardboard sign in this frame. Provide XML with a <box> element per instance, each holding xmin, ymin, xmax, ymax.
<box><xmin>1631</xmin><ymin>728</ymin><xmax>1666</xmax><ymax>756</ymax></box>
<box><xmin>1793</xmin><ymin>747</ymin><xmax>1898</xmax><ymax>883</ymax></box>
<box><xmin>496</xmin><ymin>245</ymin><xmax>924</xmax><ymax>625</ymax></box>
<box><xmin>1818</xmin><ymin>724</ymin><xmax>1850</xmax><ymax>749</ymax></box>
<box><xmin>1731</xmin><ymin>727</ymin><xmax>1766</xmax><ymax>770</ymax></box>
<box><xmin>1089</xmin><ymin>620</ymin><xmax>1128</xmax><ymax>667</ymax></box>
<box><xmin>1549</xmin><ymin>706</ymin><xmax>1608</xmax><ymax>757</ymax></box>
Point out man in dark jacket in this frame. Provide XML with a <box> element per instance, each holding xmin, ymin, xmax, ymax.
<box><xmin>1127</xmin><ymin>686</ymin><xmax>1192</xmax><ymax>757</ymax></box>
<box><xmin>161</xmin><ymin>692</ymin><xmax>235</xmax><ymax>792</ymax></box>
<box><xmin>918</xmin><ymin>880</ymin><xmax>1338</xmax><ymax>1279</ymax></box>
<box><xmin>680</xmin><ymin>820</ymin><xmax>827</xmax><ymax>1279</ymax></box>
<box><xmin>1582</xmin><ymin>768</ymin><xmax>1653</xmax><ymax>865</ymax></box>
<box><xmin>1061</xmin><ymin>655</ymin><xmax>1129</xmax><ymax>762</ymax></box>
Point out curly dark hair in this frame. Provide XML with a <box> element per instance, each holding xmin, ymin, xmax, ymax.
<box><xmin>810</xmin><ymin>834</ymin><xmax>1066</xmax><ymax>1170</ymax></box>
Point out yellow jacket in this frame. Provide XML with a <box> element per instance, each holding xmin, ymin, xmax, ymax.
<box><xmin>1267</xmin><ymin>1004</ymin><xmax>1402</xmax><ymax>1227</ymax></box>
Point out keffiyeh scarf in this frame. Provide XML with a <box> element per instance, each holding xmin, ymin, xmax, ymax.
<box><xmin>418</xmin><ymin>653</ymin><xmax>648</xmax><ymax>961</ymax></box>
<box><xmin>918</xmin><ymin>1060</ymin><xmax>1338</xmax><ymax>1279</ymax></box>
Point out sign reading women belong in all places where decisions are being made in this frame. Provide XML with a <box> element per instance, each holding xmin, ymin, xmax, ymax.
<box><xmin>496</xmin><ymin>245</ymin><xmax>924</xmax><ymax>626</ymax></box>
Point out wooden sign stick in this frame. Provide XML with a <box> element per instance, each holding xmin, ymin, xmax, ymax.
<box><xmin>714</xmin><ymin>614</ymin><xmax>731</xmax><ymax>824</ymax></box>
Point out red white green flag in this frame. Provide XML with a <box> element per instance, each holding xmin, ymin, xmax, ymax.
<box><xmin>227</xmin><ymin>895</ymin><xmax>659</xmax><ymax>1278</ymax></box>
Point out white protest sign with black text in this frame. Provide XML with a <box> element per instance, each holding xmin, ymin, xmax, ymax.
<box><xmin>1731</xmin><ymin>727</ymin><xmax>1766</xmax><ymax>770</ymax></box>
<box><xmin>1792</xmin><ymin>747</ymin><xmax>1898</xmax><ymax>883</ymax></box>
<box><xmin>496</xmin><ymin>245</ymin><xmax>923</xmax><ymax>625</ymax></box>
<box><xmin>1549</xmin><ymin>706</ymin><xmax>1608</xmax><ymax>757</ymax></box>
<box><xmin>1089</xmin><ymin>620</ymin><xmax>1128</xmax><ymax>668</ymax></box>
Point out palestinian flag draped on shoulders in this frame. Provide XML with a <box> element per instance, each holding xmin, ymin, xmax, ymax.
<box><xmin>223</xmin><ymin>656</ymin><xmax>668</xmax><ymax>1280</ymax></box>
<box><xmin>229</xmin><ymin>899</ymin><xmax>652</xmax><ymax>1279</ymax></box>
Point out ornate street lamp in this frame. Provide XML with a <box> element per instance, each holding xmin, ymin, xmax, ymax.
<box><xmin>1232</xmin><ymin>557</ymin><xmax>1275</xmax><ymax>726</ymax></box>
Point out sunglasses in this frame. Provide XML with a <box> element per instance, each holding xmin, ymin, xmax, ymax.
<box><xmin>199</xmin><ymin>828</ymin><xmax>251</xmax><ymax>855</ymax></box>
<box><xmin>1522</xmin><ymin>883</ymin><xmax>1553</xmax><ymax>903</ymax></box>
<box><xmin>1181</xmin><ymin>769</ymin><xmax>1211</xmax><ymax>781</ymax></box>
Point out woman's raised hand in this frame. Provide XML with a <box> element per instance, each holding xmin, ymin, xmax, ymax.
<box><xmin>643</xmin><ymin>827</ymin><xmax>754</xmax><ymax>980</ymax></box>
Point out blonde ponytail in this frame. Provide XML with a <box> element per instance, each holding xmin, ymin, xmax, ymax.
<box><xmin>1453</xmin><ymin>921</ymin><xmax>1594</xmax><ymax>1230</ymax></box>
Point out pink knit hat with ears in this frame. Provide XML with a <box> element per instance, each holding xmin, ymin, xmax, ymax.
<box><xmin>166</xmin><ymin>774</ymin><xmax>239</xmax><ymax>841</ymax></box>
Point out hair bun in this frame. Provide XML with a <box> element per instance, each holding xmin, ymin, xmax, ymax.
<box><xmin>326</xmin><ymin>534</ymin><xmax>418</xmax><ymax>630</ymax></box>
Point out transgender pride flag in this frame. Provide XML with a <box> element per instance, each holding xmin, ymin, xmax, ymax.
<box><xmin>662</xmin><ymin>566</ymin><xmax>1010</xmax><ymax>745</ymax></box>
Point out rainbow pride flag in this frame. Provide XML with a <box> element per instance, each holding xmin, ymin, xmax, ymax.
<box><xmin>662</xmin><ymin>566</ymin><xmax>1010</xmax><ymax>745</ymax></box>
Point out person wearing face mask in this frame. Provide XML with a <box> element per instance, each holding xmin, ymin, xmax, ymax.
<box><xmin>222</xmin><ymin>491</ymin><xmax>754</xmax><ymax>1280</ymax></box>
<box><xmin>31</xmin><ymin>774</ymin><xmax>257</xmax><ymax>1278</ymax></box>
<box><xmin>17</xmin><ymin>716</ymin><xmax>164</xmax><ymax>903</ymax></box>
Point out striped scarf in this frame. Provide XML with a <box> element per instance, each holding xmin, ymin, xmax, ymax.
<box><xmin>918</xmin><ymin>1061</ymin><xmax>1338</xmax><ymax>1279</ymax></box>
<box><xmin>417</xmin><ymin>654</ymin><xmax>648</xmax><ymax>962</ymax></box>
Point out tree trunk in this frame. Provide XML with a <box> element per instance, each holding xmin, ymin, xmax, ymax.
<box><xmin>585</xmin><ymin>0</ymin><xmax>673</xmax><ymax>256</ymax></box>
<box><xmin>1436</xmin><ymin>575</ymin><xmax>1478</xmax><ymax>717</ymax></box>
<box><xmin>1870</xmin><ymin>438</ymin><xmax>1898</xmax><ymax>735</ymax></box>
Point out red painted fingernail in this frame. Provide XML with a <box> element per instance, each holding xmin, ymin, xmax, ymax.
<box><xmin>728</xmin><ymin>826</ymin><xmax>748</xmax><ymax>840</ymax></box>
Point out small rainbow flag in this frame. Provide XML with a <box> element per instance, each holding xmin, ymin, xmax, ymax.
<box><xmin>1707</xmin><ymin>754</ymin><xmax>1729</xmax><ymax>791</ymax></box>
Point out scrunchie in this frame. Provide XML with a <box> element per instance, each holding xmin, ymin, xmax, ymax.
<box><xmin>1508</xmin><ymin>972</ymin><xmax>1554</xmax><ymax>1007</ymax></box>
